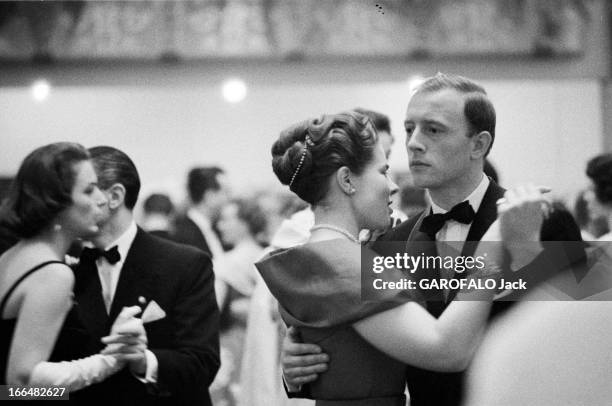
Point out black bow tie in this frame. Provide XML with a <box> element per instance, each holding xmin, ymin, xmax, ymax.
<box><xmin>419</xmin><ymin>201</ymin><xmax>476</xmax><ymax>239</ymax></box>
<box><xmin>80</xmin><ymin>245</ymin><xmax>121</xmax><ymax>265</ymax></box>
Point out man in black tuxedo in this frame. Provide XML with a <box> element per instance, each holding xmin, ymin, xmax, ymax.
<box><xmin>172</xmin><ymin>166</ymin><xmax>229</xmax><ymax>258</ymax></box>
<box><xmin>71</xmin><ymin>146</ymin><xmax>220</xmax><ymax>405</ymax></box>
<box><xmin>280</xmin><ymin>73</ymin><xmax>583</xmax><ymax>405</ymax></box>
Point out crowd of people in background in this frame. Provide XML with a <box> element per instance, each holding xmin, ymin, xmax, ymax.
<box><xmin>1</xmin><ymin>73</ymin><xmax>611</xmax><ymax>406</ymax></box>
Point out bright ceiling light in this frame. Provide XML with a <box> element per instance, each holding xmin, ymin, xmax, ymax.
<box><xmin>222</xmin><ymin>78</ymin><xmax>247</xmax><ymax>103</ymax></box>
<box><xmin>31</xmin><ymin>79</ymin><xmax>51</xmax><ymax>102</ymax></box>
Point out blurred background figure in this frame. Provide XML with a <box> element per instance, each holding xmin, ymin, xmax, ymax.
<box><xmin>252</xmin><ymin>189</ymin><xmax>309</xmax><ymax>246</ymax></box>
<box><xmin>239</xmin><ymin>206</ymin><xmax>314</xmax><ymax>406</ymax></box>
<box><xmin>141</xmin><ymin>192</ymin><xmax>175</xmax><ymax>240</ymax></box>
<box><xmin>574</xmin><ymin>189</ymin><xmax>609</xmax><ymax>241</ymax></box>
<box><xmin>173</xmin><ymin>166</ymin><xmax>230</xmax><ymax>258</ymax></box>
<box><xmin>211</xmin><ymin>197</ymin><xmax>268</xmax><ymax>406</ymax></box>
<box><xmin>585</xmin><ymin>153</ymin><xmax>612</xmax><ymax>241</ymax></box>
<box><xmin>353</xmin><ymin>107</ymin><xmax>395</xmax><ymax>159</ymax></box>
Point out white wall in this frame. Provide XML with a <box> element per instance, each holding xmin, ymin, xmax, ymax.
<box><xmin>0</xmin><ymin>78</ymin><xmax>602</xmax><ymax>205</ymax></box>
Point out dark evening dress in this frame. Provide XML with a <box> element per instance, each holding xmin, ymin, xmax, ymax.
<box><xmin>1</xmin><ymin>261</ymin><xmax>92</xmax><ymax>388</ymax></box>
<box><xmin>256</xmin><ymin>239</ymin><xmax>420</xmax><ymax>406</ymax></box>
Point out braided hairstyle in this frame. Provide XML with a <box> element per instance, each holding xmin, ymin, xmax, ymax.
<box><xmin>271</xmin><ymin>111</ymin><xmax>378</xmax><ymax>205</ymax></box>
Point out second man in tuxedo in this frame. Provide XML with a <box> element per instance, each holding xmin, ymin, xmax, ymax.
<box><xmin>72</xmin><ymin>146</ymin><xmax>220</xmax><ymax>405</ymax></box>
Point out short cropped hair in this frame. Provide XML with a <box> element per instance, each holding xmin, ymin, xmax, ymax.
<box><xmin>89</xmin><ymin>146</ymin><xmax>141</xmax><ymax>210</ymax></box>
<box><xmin>187</xmin><ymin>167</ymin><xmax>224</xmax><ymax>204</ymax></box>
<box><xmin>415</xmin><ymin>73</ymin><xmax>496</xmax><ymax>156</ymax></box>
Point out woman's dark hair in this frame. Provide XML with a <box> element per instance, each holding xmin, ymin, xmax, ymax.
<box><xmin>271</xmin><ymin>111</ymin><xmax>378</xmax><ymax>205</ymax></box>
<box><xmin>0</xmin><ymin>142</ymin><xmax>90</xmax><ymax>239</ymax></box>
<box><xmin>586</xmin><ymin>153</ymin><xmax>612</xmax><ymax>205</ymax></box>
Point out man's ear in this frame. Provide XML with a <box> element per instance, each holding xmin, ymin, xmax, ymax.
<box><xmin>471</xmin><ymin>131</ymin><xmax>493</xmax><ymax>159</ymax></box>
<box><xmin>106</xmin><ymin>183</ymin><xmax>126</xmax><ymax>210</ymax></box>
<box><xmin>335</xmin><ymin>166</ymin><xmax>354</xmax><ymax>195</ymax></box>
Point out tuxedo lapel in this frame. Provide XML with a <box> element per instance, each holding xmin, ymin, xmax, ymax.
<box><xmin>109</xmin><ymin>228</ymin><xmax>158</xmax><ymax>323</ymax></box>
<box><xmin>463</xmin><ymin>180</ymin><xmax>505</xmax><ymax>253</ymax></box>
<box><xmin>406</xmin><ymin>210</ymin><xmax>446</xmax><ymax>305</ymax></box>
<box><xmin>406</xmin><ymin>209</ymin><xmax>431</xmax><ymax>244</ymax></box>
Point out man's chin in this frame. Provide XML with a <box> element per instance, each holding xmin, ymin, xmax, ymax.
<box><xmin>411</xmin><ymin>176</ymin><xmax>434</xmax><ymax>189</ymax></box>
<box><xmin>80</xmin><ymin>227</ymin><xmax>100</xmax><ymax>240</ymax></box>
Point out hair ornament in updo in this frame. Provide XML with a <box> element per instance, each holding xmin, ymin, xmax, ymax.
<box><xmin>289</xmin><ymin>133</ymin><xmax>312</xmax><ymax>188</ymax></box>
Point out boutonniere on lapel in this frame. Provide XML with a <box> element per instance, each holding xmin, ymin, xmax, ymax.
<box><xmin>138</xmin><ymin>296</ymin><xmax>166</xmax><ymax>324</ymax></box>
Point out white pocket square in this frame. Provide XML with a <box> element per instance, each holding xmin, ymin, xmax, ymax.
<box><xmin>141</xmin><ymin>300</ymin><xmax>166</xmax><ymax>324</ymax></box>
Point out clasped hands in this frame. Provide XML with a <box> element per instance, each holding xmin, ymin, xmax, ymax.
<box><xmin>101</xmin><ymin>305</ymin><xmax>148</xmax><ymax>376</ymax></box>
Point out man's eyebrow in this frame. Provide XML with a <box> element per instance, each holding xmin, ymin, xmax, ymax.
<box><xmin>404</xmin><ymin>118</ymin><xmax>446</xmax><ymax>126</ymax></box>
<box><xmin>422</xmin><ymin>118</ymin><xmax>447</xmax><ymax>126</ymax></box>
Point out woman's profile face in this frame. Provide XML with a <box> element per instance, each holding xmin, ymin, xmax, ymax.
<box><xmin>351</xmin><ymin>140</ymin><xmax>399</xmax><ymax>232</ymax></box>
<box><xmin>56</xmin><ymin>160</ymin><xmax>108</xmax><ymax>238</ymax></box>
<box><xmin>217</xmin><ymin>203</ymin><xmax>249</xmax><ymax>246</ymax></box>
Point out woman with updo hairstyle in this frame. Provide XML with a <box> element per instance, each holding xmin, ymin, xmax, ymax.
<box><xmin>257</xmin><ymin>111</ymin><xmax>548</xmax><ymax>405</ymax></box>
<box><xmin>585</xmin><ymin>152</ymin><xmax>612</xmax><ymax>240</ymax></box>
<box><xmin>0</xmin><ymin>142</ymin><xmax>144</xmax><ymax>390</ymax></box>
<box><xmin>272</xmin><ymin>112</ymin><xmax>378</xmax><ymax>206</ymax></box>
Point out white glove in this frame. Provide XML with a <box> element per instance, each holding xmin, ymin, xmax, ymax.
<box><xmin>29</xmin><ymin>354</ymin><xmax>122</xmax><ymax>392</ymax></box>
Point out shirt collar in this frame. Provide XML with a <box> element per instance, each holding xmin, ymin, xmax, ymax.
<box><xmin>104</xmin><ymin>220</ymin><xmax>138</xmax><ymax>262</ymax></box>
<box><xmin>431</xmin><ymin>174</ymin><xmax>490</xmax><ymax>215</ymax></box>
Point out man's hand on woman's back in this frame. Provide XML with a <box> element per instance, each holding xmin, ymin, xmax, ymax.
<box><xmin>281</xmin><ymin>327</ymin><xmax>330</xmax><ymax>391</ymax></box>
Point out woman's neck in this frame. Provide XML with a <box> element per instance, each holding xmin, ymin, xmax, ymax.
<box><xmin>26</xmin><ymin>228</ymin><xmax>73</xmax><ymax>260</ymax></box>
<box><xmin>311</xmin><ymin>206</ymin><xmax>360</xmax><ymax>243</ymax></box>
